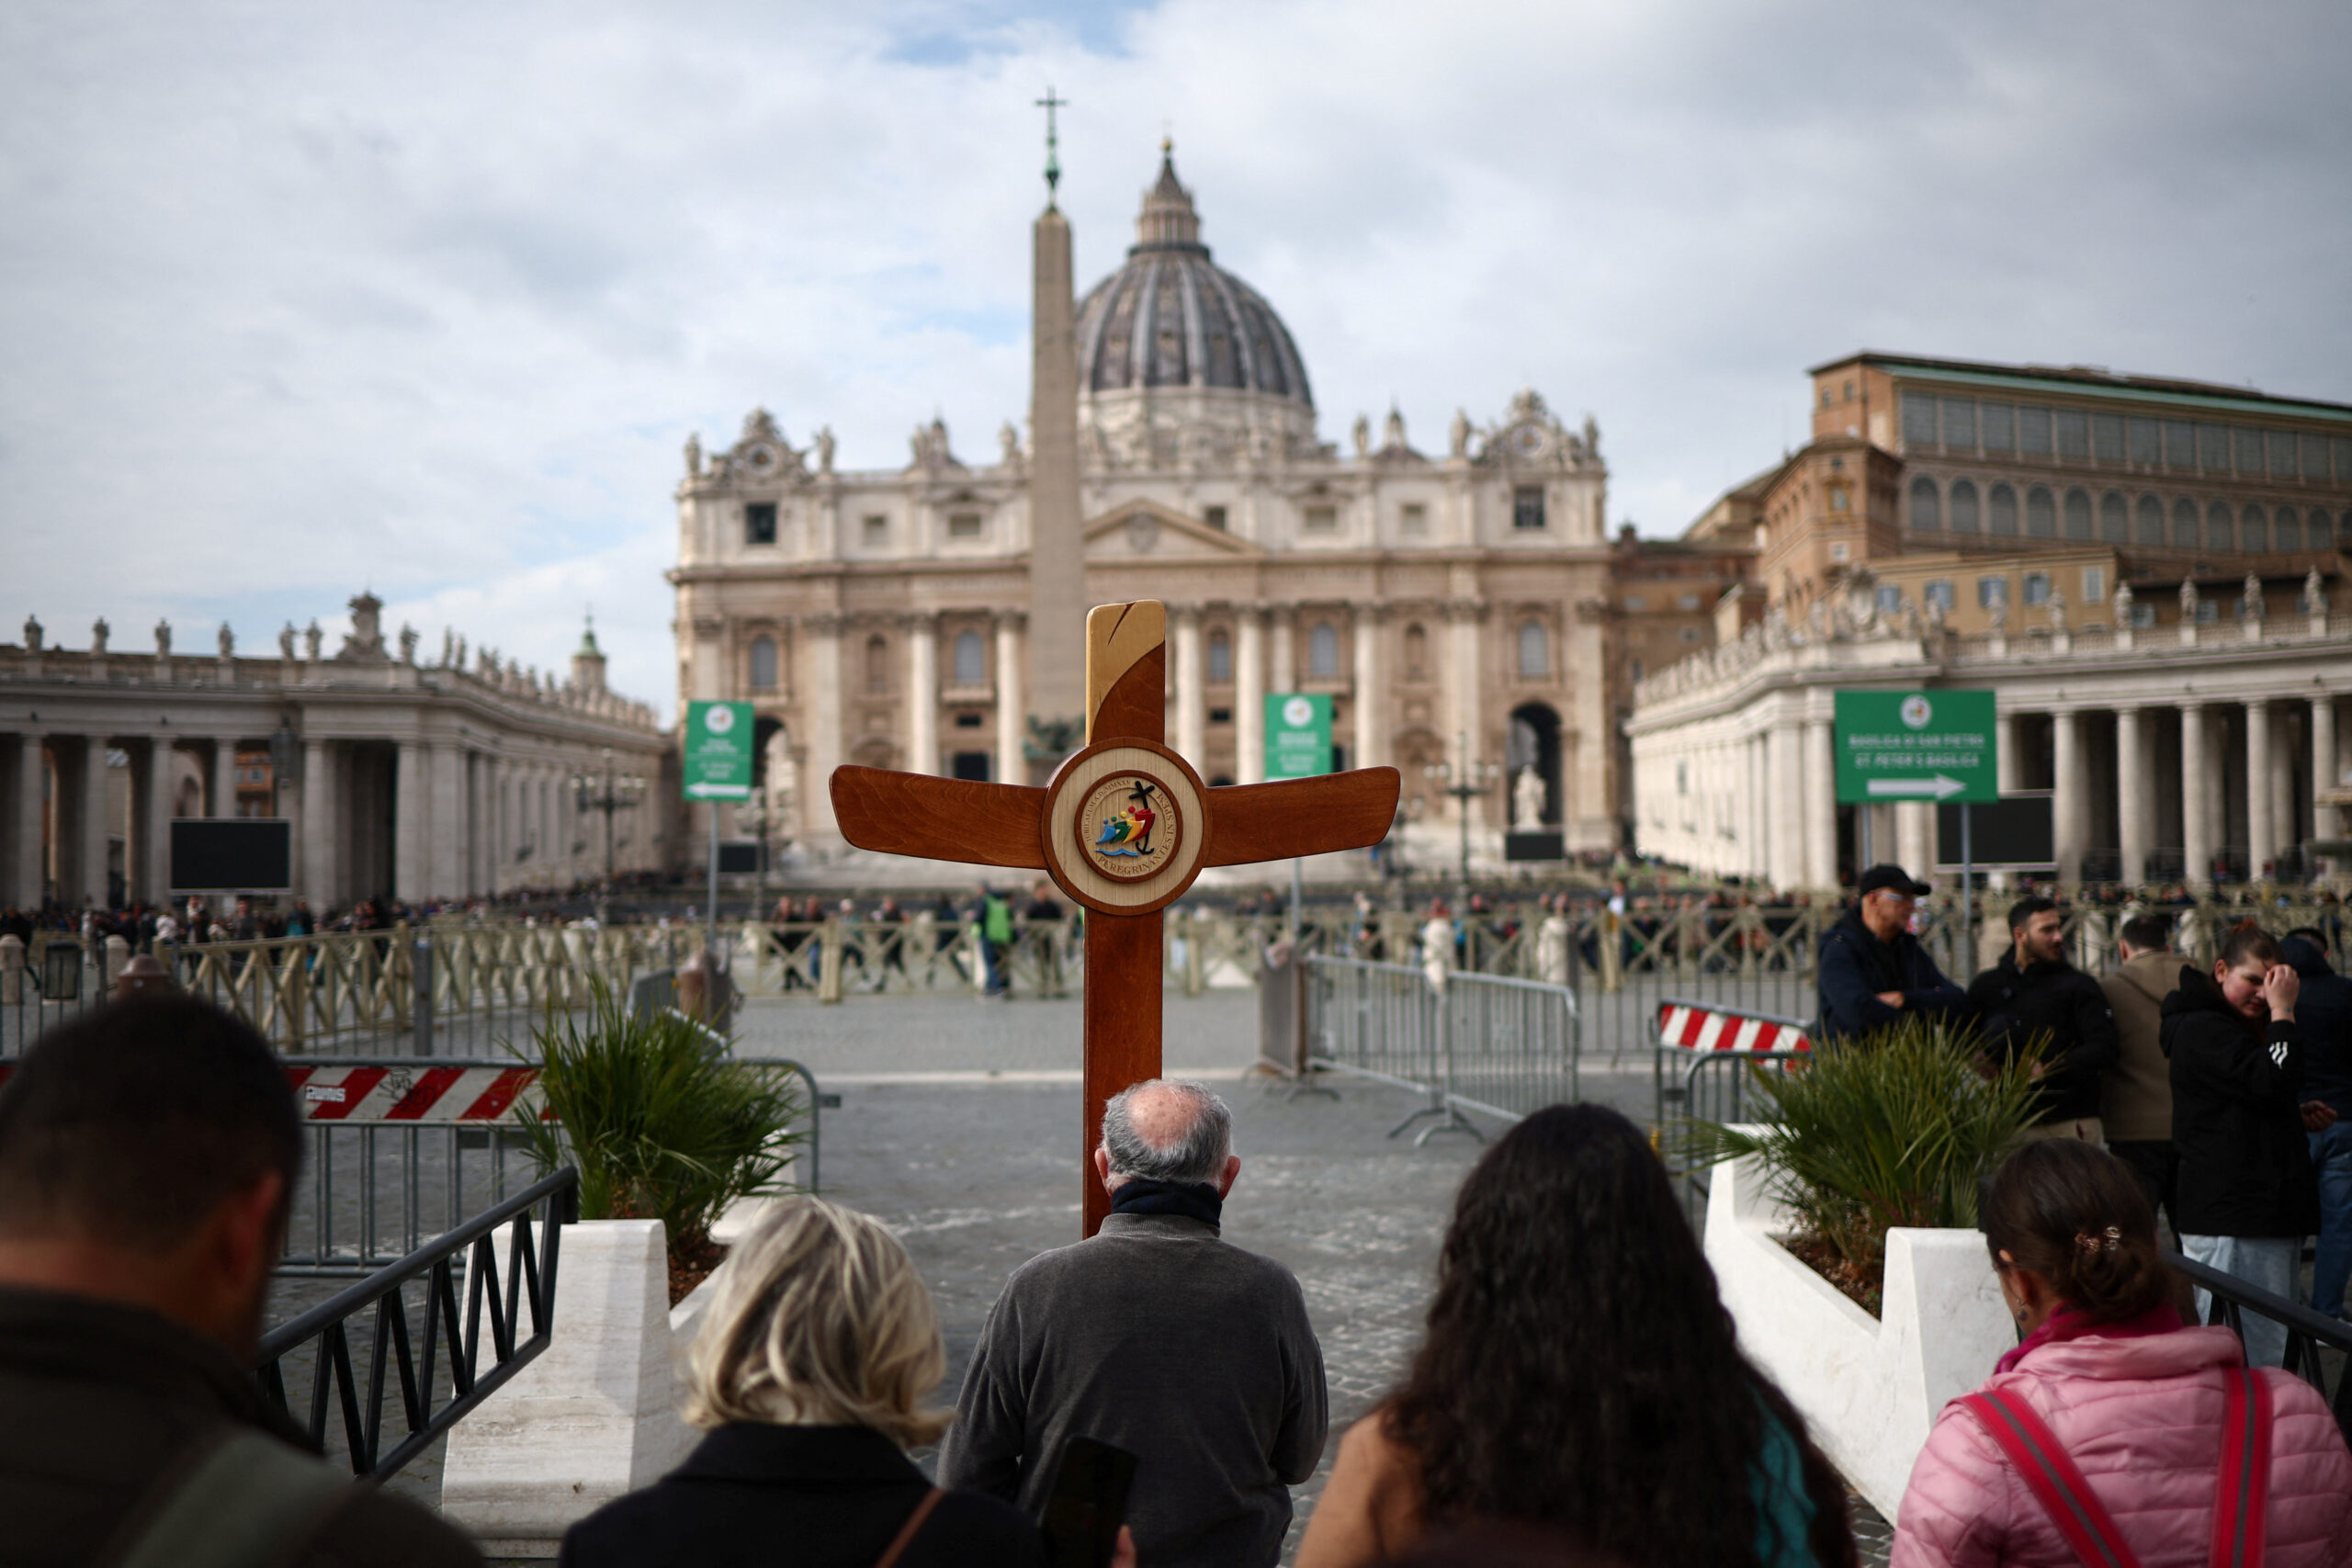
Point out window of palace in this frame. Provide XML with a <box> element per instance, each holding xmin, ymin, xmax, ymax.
<box><xmin>2022</xmin><ymin>573</ymin><xmax>2051</xmax><ymax>606</ymax></box>
<box><xmin>1207</xmin><ymin>632</ymin><xmax>1232</xmax><ymax>683</ymax></box>
<box><xmin>1988</xmin><ymin>483</ymin><xmax>2018</xmax><ymax>536</ymax></box>
<box><xmin>953</xmin><ymin>629</ymin><xmax>985</xmax><ymax>684</ymax></box>
<box><xmin>1400</xmin><ymin>502</ymin><xmax>1428</xmax><ymax>536</ymax></box>
<box><xmin>862</xmin><ymin>514</ymin><xmax>888</xmax><ymax>548</ymax></box>
<box><xmin>865</xmin><ymin>636</ymin><xmax>888</xmax><ymax>694</ymax></box>
<box><xmin>2276</xmin><ymin>507</ymin><xmax>2301</xmax><ymax>551</ymax></box>
<box><xmin>2173</xmin><ymin>498</ymin><xmax>2199</xmax><ymax>547</ymax></box>
<box><xmin>1902</xmin><ymin>393</ymin><xmax>1937</xmax><ymax>446</ymax></box>
<box><xmin>2164</xmin><ymin>420</ymin><xmax>2197</xmax><ymax>468</ymax></box>
<box><xmin>2207</xmin><ymin>502</ymin><xmax>2234</xmax><ymax>550</ymax></box>
<box><xmin>1404</xmin><ymin>623</ymin><xmax>1429</xmax><ymax>679</ymax></box>
<box><xmin>2056</xmin><ymin>410</ymin><xmax>2090</xmax><ymax>460</ymax></box>
<box><xmin>951</xmin><ymin>751</ymin><xmax>990</xmax><ymax>781</ymax></box>
<box><xmin>745</xmin><ymin>502</ymin><xmax>778</xmax><ymax>546</ymax></box>
<box><xmin>1949</xmin><ymin>479</ymin><xmax>1980</xmax><ymax>533</ymax></box>
<box><xmin>2128</xmin><ymin>418</ymin><xmax>2158</xmax><ymax>465</ymax></box>
<box><xmin>2242</xmin><ymin>504</ymin><xmax>2267</xmax><ymax>552</ymax></box>
<box><xmin>1925</xmin><ymin>580</ymin><xmax>1955</xmax><ymax>612</ymax></box>
<box><xmin>1308</xmin><ymin>622</ymin><xmax>1340</xmax><ymax>677</ymax></box>
<box><xmin>1908</xmin><ymin>476</ymin><xmax>1939</xmax><ymax>530</ymax></box>
<box><xmin>2197</xmin><ymin>599</ymin><xmax>2219</xmax><ymax>624</ymax></box>
<box><xmin>1981</xmin><ymin>401</ymin><xmax>2014</xmax><ymax>453</ymax></box>
<box><xmin>1302</xmin><ymin>504</ymin><xmax>1337</xmax><ymax>533</ymax></box>
<box><xmin>750</xmin><ymin>636</ymin><xmax>778</xmax><ymax>691</ymax></box>
<box><xmin>1978</xmin><ymin>576</ymin><xmax>2007</xmax><ymax>610</ymax></box>
<box><xmin>2233</xmin><ymin>427</ymin><xmax>2265</xmax><ymax>476</ymax></box>
<box><xmin>2199</xmin><ymin>423</ymin><xmax>2231</xmax><ymax>470</ymax></box>
<box><xmin>954</xmin><ymin>711</ymin><xmax>982</xmax><ymax>728</ymax></box>
<box><xmin>1876</xmin><ymin>584</ymin><xmax>1902</xmax><ymax>615</ymax></box>
<box><xmin>2132</xmin><ymin>602</ymin><xmax>2156</xmax><ymax>627</ymax></box>
<box><xmin>947</xmin><ymin>512</ymin><xmax>983</xmax><ymax>539</ymax></box>
<box><xmin>2026</xmin><ymin>486</ymin><xmax>2055</xmax><ymax>537</ymax></box>
<box><xmin>1513</xmin><ymin>488</ymin><xmax>1546</xmax><ymax>529</ymax></box>
<box><xmin>2136</xmin><ymin>495</ymin><xmax>2164</xmax><ymax>544</ymax></box>
<box><xmin>1204</xmin><ymin>504</ymin><xmax>1228</xmax><ymax>531</ymax></box>
<box><xmin>2095</xmin><ymin>490</ymin><xmax>2124</xmax><ymax>542</ymax></box>
<box><xmin>2082</xmin><ymin>566</ymin><xmax>2106</xmax><ymax>604</ymax></box>
<box><xmin>1941</xmin><ymin>399</ymin><xmax>1977</xmax><ymax>448</ymax></box>
<box><xmin>1209</xmin><ymin>707</ymin><xmax>1231</xmax><ymax>725</ymax></box>
<box><xmin>2093</xmin><ymin>413</ymin><xmax>2126</xmax><ymax>463</ymax></box>
<box><xmin>1517</xmin><ymin>620</ymin><xmax>1547</xmax><ymax>678</ymax></box>
<box><xmin>1623</xmin><ymin>594</ymin><xmax>1647</xmax><ymax>611</ymax></box>
<box><xmin>1678</xmin><ymin>592</ymin><xmax>1701</xmax><ymax>610</ymax></box>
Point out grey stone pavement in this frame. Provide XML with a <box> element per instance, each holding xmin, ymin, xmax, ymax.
<box><xmin>266</xmin><ymin>987</ymin><xmax>1892</xmax><ymax>1563</ymax></box>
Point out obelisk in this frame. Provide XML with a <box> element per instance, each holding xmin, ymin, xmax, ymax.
<box><xmin>1026</xmin><ymin>89</ymin><xmax>1087</xmax><ymax>776</ymax></box>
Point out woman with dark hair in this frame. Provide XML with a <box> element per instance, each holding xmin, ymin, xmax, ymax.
<box><xmin>1295</xmin><ymin>1103</ymin><xmax>1855</xmax><ymax>1568</ymax></box>
<box><xmin>1892</xmin><ymin>1139</ymin><xmax>2352</xmax><ymax>1565</ymax></box>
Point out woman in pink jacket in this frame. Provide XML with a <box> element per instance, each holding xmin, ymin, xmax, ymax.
<box><xmin>1893</xmin><ymin>1138</ymin><xmax>2352</xmax><ymax>1566</ymax></box>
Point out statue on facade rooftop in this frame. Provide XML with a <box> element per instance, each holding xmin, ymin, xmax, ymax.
<box><xmin>217</xmin><ymin>623</ymin><xmax>233</xmax><ymax>659</ymax></box>
<box><xmin>398</xmin><ymin>624</ymin><xmax>417</xmax><ymax>664</ymax></box>
<box><xmin>91</xmin><ymin>617</ymin><xmax>109</xmax><ymax>654</ymax></box>
<box><xmin>154</xmin><ymin>619</ymin><xmax>172</xmax><ymax>658</ymax></box>
<box><xmin>303</xmin><ymin>620</ymin><xmax>322</xmax><ymax>661</ymax></box>
<box><xmin>684</xmin><ymin>432</ymin><xmax>703</xmax><ymax>479</ymax></box>
<box><xmin>22</xmin><ymin>616</ymin><xmax>41</xmax><ymax>653</ymax></box>
<box><xmin>815</xmin><ymin>425</ymin><xmax>835</xmax><ymax>475</ymax></box>
<box><xmin>278</xmin><ymin>622</ymin><xmax>296</xmax><ymax>660</ymax></box>
<box><xmin>1449</xmin><ymin>409</ymin><xmax>1472</xmax><ymax>460</ymax></box>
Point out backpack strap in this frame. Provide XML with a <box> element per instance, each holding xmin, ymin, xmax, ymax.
<box><xmin>1959</xmin><ymin>1391</ymin><xmax>2145</xmax><ymax>1568</ymax></box>
<box><xmin>106</xmin><ymin>1428</ymin><xmax>350</xmax><ymax>1568</ymax></box>
<box><xmin>872</xmin><ymin>1486</ymin><xmax>944</xmax><ymax>1568</ymax></box>
<box><xmin>2209</xmin><ymin>1368</ymin><xmax>2272</xmax><ymax>1568</ymax></box>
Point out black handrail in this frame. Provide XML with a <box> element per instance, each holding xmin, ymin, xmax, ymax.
<box><xmin>256</xmin><ymin>1166</ymin><xmax>578</xmax><ymax>1481</ymax></box>
<box><xmin>2170</xmin><ymin>1249</ymin><xmax>2352</xmax><ymax>1437</ymax></box>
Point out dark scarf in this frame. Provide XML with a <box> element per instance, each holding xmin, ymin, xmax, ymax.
<box><xmin>1109</xmin><ymin>1178</ymin><xmax>1224</xmax><ymax>1227</ymax></box>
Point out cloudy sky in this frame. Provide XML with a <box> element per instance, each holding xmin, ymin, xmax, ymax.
<box><xmin>5</xmin><ymin>0</ymin><xmax>2347</xmax><ymax>718</ymax></box>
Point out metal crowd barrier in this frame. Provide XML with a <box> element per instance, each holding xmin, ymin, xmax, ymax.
<box><xmin>2171</xmin><ymin>1251</ymin><xmax>2352</xmax><ymax>1438</ymax></box>
<box><xmin>1301</xmin><ymin>955</ymin><xmax>1580</xmax><ymax>1144</ymax></box>
<box><xmin>258</xmin><ymin>1167</ymin><xmax>576</xmax><ymax>1480</ymax></box>
<box><xmin>1650</xmin><ymin>997</ymin><xmax>1813</xmax><ymax>1217</ymax></box>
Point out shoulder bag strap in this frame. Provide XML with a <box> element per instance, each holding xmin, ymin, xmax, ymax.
<box><xmin>1959</xmin><ymin>1392</ymin><xmax>2145</xmax><ymax>1568</ymax></box>
<box><xmin>106</xmin><ymin>1428</ymin><xmax>351</xmax><ymax>1568</ymax></box>
<box><xmin>873</xmin><ymin>1486</ymin><xmax>945</xmax><ymax>1568</ymax></box>
<box><xmin>2208</xmin><ymin>1367</ymin><xmax>2272</xmax><ymax>1568</ymax></box>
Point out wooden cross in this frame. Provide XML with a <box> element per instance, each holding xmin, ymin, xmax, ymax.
<box><xmin>831</xmin><ymin>599</ymin><xmax>1399</xmax><ymax>1235</ymax></box>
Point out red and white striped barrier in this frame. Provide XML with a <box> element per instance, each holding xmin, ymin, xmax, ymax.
<box><xmin>284</xmin><ymin>1064</ymin><xmax>545</xmax><ymax>1122</ymax></box>
<box><xmin>1655</xmin><ymin>1001</ymin><xmax>1810</xmax><ymax>1055</ymax></box>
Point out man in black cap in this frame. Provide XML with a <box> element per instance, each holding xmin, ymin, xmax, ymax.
<box><xmin>1815</xmin><ymin>863</ymin><xmax>1969</xmax><ymax>1042</ymax></box>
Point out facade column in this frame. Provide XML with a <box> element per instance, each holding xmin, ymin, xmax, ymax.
<box><xmin>803</xmin><ymin>615</ymin><xmax>844</xmax><ymax>844</ymax></box>
<box><xmin>1235</xmin><ymin>608</ymin><xmax>1266</xmax><ymax>785</ymax></box>
<box><xmin>1267</xmin><ymin>604</ymin><xmax>1295</xmax><ymax>694</ymax></box>
<box><xmin>2312</xmin><ymin>696</ymin><xmax>2339</xmax><ymax>842</ymax></box>
<box><xmin>2052</xmin><ymin>709</ymin><xmax>2086</xmax><ymax>886</ymax></box>
<box><xmin>1768</xmin><ymin>716</ymin><xmax>1804</xmax><ymax>892</ymax></box>
<box><xmin>1172</xmin><ymin>604</ymin><xmax>1204</xmax><ymax>771</ymax></box>
<box><xmin>138</xmin><ymin>739</ymin><xmax>171</xmax><ymax>903</ymax></box>
<box><xmin>1803</xmin><ymin>715</ymin><xmax>1837</xmax><ymax>891</ymax></box>
<box><xmin>2245</xmin><ymin>703</ymin><xmax>2275</xmax><ymax>878</ymax></box>
<box><xmin>1351</xmin><ymin>609</ymin><xmax>1385</xmax><ymax>770</ymax></box>
<box><xmin>6</xmin><ymin>738</ymin><xmax>43</xmax><ymax>908</ymax></box>
<box><xmin>2115</xmin><ymin>707</ymin><xmax>2150</xmax><ymax>887</ymax></box>
<box><xmin>907</xmin><ymin>613</ymin><xmax>938</xmax><ymax>776</ymax></box>
<box><xmin>2181</xmin><ymin>704</ymin><xmax>2211</xmax><ymax>892</ymax></box>
<box><xmin>302</xmin><ymin>739</ymin><xmax>334</xmax><ymax>909</ymax></box>
<box><xmin>81</xmin><ymin>736</ymin><xmax>111</xmax><ymax>908</ymax></box>
<box><xmin>1895</xmin><ymin>800</ymin><xmax>1934</xmax><ymax>882</ymax></box>
<box><xmin>211</xmin><ymin>737</ymin><xmax>237</xmax><ymax>818</ymax></box>
<box><xmin>394</xmin><ymin>740</ymin><xmax>428</xmax><ymax>903</ymax></box>
<box><xmin>993</xmin><ymin>611</ymin><xmax>1025</xmax><ymax>787</ymax></box>
<box><xmin>2269</xmin><ymin>709</ymin><xmax>2298</xmax><ymax>869</ymax></box>
<box><xmin>1447</xmin><ymin>602</ymin><xmax>1486</xmax><ymax>823</ymax></box>
<box><xmin>1989</xmin><ymin>708</ymin><xmax>2021</xmax><ymax>891</ymax></box>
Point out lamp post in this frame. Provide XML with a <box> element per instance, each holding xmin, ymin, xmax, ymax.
<box><xmin>571</xmin><ymin>747</ymin><xmax>646</xmax><ymax>898</ymax></box>
<box><xmin>1422</xmin><ymin>729</ymin><xmax>1502</xmax><ymax>896</ymax></box>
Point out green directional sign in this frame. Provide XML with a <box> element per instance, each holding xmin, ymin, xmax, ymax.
<box><xmin>1833</xmin><ymin>689</ymin><xmax>1997</xmax><ymax>805</ymax></box>
<box><xmin>1266</xmin><ymin>692</ymin><xmax>1332</xmax><ymax>780</ymax></box>
<box><xmin>683</xmin><ymin>700</ymin><xmax>756</xmax><ymax>801</ymax></box>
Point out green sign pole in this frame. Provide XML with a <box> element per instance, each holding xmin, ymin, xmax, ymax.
<box><xmin>1833</xmin><ymin>689</ymin><xmax>1998</xmax><ymax>966</ymax></box>
<box><xmin>684</xmin><ymin>701</ymin><xmax>756</xmax><ymax>961</ymax></box>
<box><xmin>1265</xmin><ymin>694</ymin><xmax>1333</xmax><ymax>939</ymax></box>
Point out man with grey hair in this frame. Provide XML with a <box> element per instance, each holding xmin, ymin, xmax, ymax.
<box><xmin>942</xmin><ymin>1078</ymin><xmax>1327</xmax><ymax>1568</ymax></box>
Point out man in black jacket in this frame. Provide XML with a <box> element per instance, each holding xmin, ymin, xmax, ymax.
<box><xmin>1815</xmin><ymin>864</ymin><xmax>1969</xmax><ymax>1042</ymax></box>
<box><xmin>1968</xmin><ymin>897</ymin><xmax>2120</xmax><ymax>1143</ymax></box>
<box><xmin>2162</xmin><ymin>924</ymin><xmax>2335</xmax><ymax>1366</ymax></box>
<box><xmin>0</xmin><ymin>995</ymin><xmax>481</xmax><ymax>1566</ymax></box>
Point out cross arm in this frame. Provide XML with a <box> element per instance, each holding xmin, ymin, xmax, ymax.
<box><xmin>829</xmin><ymin>768</ymin><xmax>1047</xmax><ymax>869</ymax></box>
<box><xmin>1202</xmin><ymin>767</ymin><xmax>1400</xmax><ymax>868</ymax></box>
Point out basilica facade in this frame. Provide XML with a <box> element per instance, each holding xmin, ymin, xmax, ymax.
<box><xmin>670</xmin><ymin>151</ymin><xmax>1634</xmax><ymax>873</ymax></box>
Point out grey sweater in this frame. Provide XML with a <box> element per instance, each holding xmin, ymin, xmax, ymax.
<box><xmin>939</xmin><ymin>1212</ymin><xmax>1328</xmax><ymax>1568</ymax></box>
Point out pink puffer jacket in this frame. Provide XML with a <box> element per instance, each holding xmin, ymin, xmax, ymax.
<box><xmin>1892</xmin><ymin>1324</ymin><xmax>2352</xmax><ymax>1566</ymax></box>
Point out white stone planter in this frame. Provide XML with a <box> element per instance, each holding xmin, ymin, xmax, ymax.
<box><xmin>1702</xmin><ymin>1152</ymin><xmax>2014</xmax><ymax>1521</ymax></box>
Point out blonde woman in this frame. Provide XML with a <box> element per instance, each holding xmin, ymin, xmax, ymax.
<box><xmin>562</xmin><ymin>1198</ymin><xmax>1106</xmax><ymax>1568</ymax></box>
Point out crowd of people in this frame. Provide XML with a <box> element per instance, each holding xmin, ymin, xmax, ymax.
<box><xmin>5</xmin><ymin>951</ymin><xmax>2352</xmax><ymax>1562</ymax></box>
<box><xmin>1816</xmin><ymin>863</ymin><xmax>2352</xmax><ymax>1339</ymax></box>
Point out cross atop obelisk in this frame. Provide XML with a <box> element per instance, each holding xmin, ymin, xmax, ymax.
<box><xmin>1028</xmin><ymin>90</ymin><xmax>1086</xmax><ymax>774</ymax></box>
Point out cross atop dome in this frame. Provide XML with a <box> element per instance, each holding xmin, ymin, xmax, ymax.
<box><xmin>1133</xmin><ymin>139</ymin><xmax>1203</xmax><ymax>254</ymax></box>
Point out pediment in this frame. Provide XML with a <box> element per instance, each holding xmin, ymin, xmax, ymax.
<box><xmin>1082</xmin><ymin>499</ymin><xmax>1261</xmax><ymax>559</ymax></box>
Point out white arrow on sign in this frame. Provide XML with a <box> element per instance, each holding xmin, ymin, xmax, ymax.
<box><xmin>1866</xmin><ymin>774</ymin><xmax>1968</xmax><ymax>799</ymax></box>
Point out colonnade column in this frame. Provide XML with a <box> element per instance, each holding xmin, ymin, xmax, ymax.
<box><xmin>1803</xmin><ymin>715</ymin><xmax>1836</xmax><ymax>891</ymax></box>
<box><xmin>2181</xmin><ymin>704</ymin><xmax>2211</xmax><ymax>892</ymax></box>
<box><xmin>2246</xmin><ymin>703</ymin><xmax>2275</xmax><ymax>878</ymax></box>
<box><xmin>2115</xmin><ymin>707</ymin><xmax>2150</xmax><ymax>887</ymax></box>
<box><xmin>1351</xmin><ymin>610</ymin><xmax>1385</xmax><ymax>770</ymax></box>
<box><xmin>138</xmin><ymin>740</ymin><xmax>171</xmax><ymax>903</ymax></box>
<box><xmin>1990</xmin><ymin>709</ymin><xmax>2021</xmax><ymax>891</ymax></box>
<box><xmin>1172</xmin><ymin>605</ymin><xmax>1204</xmax><ymax>771</ymax></box>
<box><xmin>431</xmin><ymin>744</ymin><xmax>465</xmax><ymax>898</ymax></box>
<box><xmin>2312</xmin><ymin>696</ymin><xmax>2339</xmax><ymax>842</ymax></box>
<box><xmin>1746</xmin><ymin>734</ymin><xmax>1770</xmax><ymax>880</ymax></box>
<box><xmin>6</xmin><ymin>738</ymin><xmax>44</xmax><ymax>908</ymax></box>
<box><xmin>2052</xmin><ymin>709</ymin><xmax>2085</xmax><ymax>886</ymax></box>
<box><xmin>304</xmin><ymin>739</ymin><xmax>336</xmax><ymax>908</ymax></box>
<box><xmin>394</xmin><ymin>741</ymin><xmax>428</xmax><ymax>903</ymax></box>
<box><xmin>907</xmin><ymin>613</ymin><xmax>938</xmax><ymax>776</ymax></box>
<box><xmin>2269</xmin><ymin>709</ymin><xmax>2297</xmax><ymax>869</ymax></box>
<box><xmin>210</xmin><ymin>738</ymin><xmax>237</xmax><ymax>818</ymax></box>
<box><xmin>80</xmin><ymin>736</ymin><xmax>111</xmax><ymax>908</ymax></box>
<box><xmin>1767</xmin><ymin>717</ymin><xmax>1804</xmax><ymax>891</ymax></box>
<box><xmin>803</xmin><ymin>615</ymin><xmax>844</xmax><ymax>844</ymax></box>
<box><xmin>1895</xmin><ymin>801</ymin><xmax>1934</xmax><ymax>882</ymax></box>
<box><xmin>993</xmin><ymin>611</ymin><xmax>1025</xmax><ymax>788</ymax></box>
<box><xmin>1235</xmin><ymin>609</ymin><xmax>1266</xmax><ymax>785</ymax></box>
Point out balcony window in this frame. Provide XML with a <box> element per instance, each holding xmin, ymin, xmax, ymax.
<box><xmin>744</xmin><ymin>502</ymin><xmax>777</xmax><ymax>546</ymax></box>
<box><xmin>1308</xmin><ymin>621</ymin><xmax>1340</xmax><ymax>677</ymax></box>
<box><xmin>953</xmin><ymin>629</ymin><xmax>985</xmax><ymax>684</ymax></box>
<box><xmin>1207</xmin><ymin>632</ymin><xmax>1232</xmax><ymax>683</ymax></box>
<box><xmin>749</xmin><ymin>636</ymin><xmax>778</xmax><ymax>692</ymax></box>
<box><xmin>1512</xmin><ymin>488</ymin><xmax>1546</xmax><ymax>529</ymax></box>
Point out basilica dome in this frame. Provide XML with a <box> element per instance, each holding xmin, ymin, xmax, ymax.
<box><xmin>1075</xmin><ymin>150</ymin><xmax>1312</xmax><ymax>410</ymax></box>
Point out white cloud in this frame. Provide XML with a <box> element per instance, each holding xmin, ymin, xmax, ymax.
<box><xmin>3</xmin><ymin>0</ymin><xmax>2346</xmax><ymax>718</ymax></box>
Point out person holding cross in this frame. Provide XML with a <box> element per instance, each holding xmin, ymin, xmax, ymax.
<box><xmin>939</xmin><ymin>1078</ymin><xmax>1329</xmax><ymax>1568</ymax></box>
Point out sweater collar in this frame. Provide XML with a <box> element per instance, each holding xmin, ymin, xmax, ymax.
<box><xmin>1995</xmin><ymin>1302</ymin><xmax>2187</xmax><ymax>1377</ymax></box>
<box><xmin>676</xmin><ymin>1423</ymin><xmax>929</xmax><ymax>1485</ymax></box>
<box><xmin>1094</xmin><ymin>1211</ymin><xmax>1222</xmax><ymax>1239</ymax></box>
<box><xmin>1107</xmin><ymin>1177</ymin><xmax>1223</xmax><ymax>1228</ymax></box>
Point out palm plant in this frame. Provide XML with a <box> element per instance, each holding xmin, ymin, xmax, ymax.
<box><xmin>510</xmin><ymin>983</ymin><xmax>806</xmax><ymax>1268</ymax></box>
<box><xmin>1685</xmin><ymin>1016</ymin><xmax>2043</xmax><ymax>1310</ymax></box>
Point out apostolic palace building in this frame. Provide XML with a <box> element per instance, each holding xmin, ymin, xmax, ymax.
<box><xmin>667</xmin><ymin>147</ymin><xmax>1708</xmax><ymax>875</ymax></box>
<box><xmin>1627</xmin><ymin>353</ymin><xmax>2352</xmax><ymax>892</ymax></box>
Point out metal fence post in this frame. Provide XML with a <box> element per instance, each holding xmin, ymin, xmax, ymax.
<box><xmin>818</xmin><ymin>918</ymin><xmax>844</xmax><ymax>1004</ymax></box>
<box><xmin>413</xmin><ymin>936</ymin><xmax>435</xmax><ymax>1057</ymax></box>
